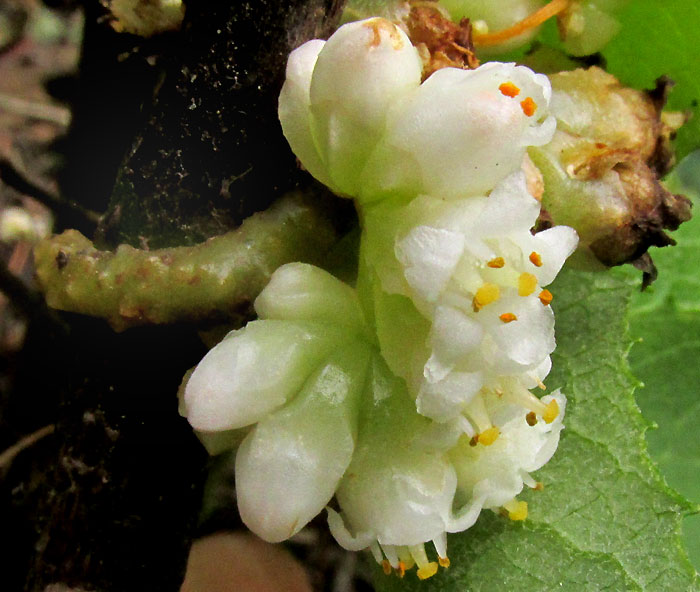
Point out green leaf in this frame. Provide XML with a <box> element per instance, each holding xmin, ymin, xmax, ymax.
<box><xmin>601</xmin><ymin>0</ymin><xmax>700</xmax><ymax>160</ymax></box>
<box><xmin>374</xmin><ymin>269</ymin><xmax>698</xmax><ymax>591</ymax></box>
<box><xmin>623</xmin><ymin>154</ymin><xmax>700</xmax><ymax>567</ymax></box>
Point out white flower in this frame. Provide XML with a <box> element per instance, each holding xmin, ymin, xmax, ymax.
<box><xmin>450</xmin><ymin>390</ymin><xmax>566</xmax><ymax>512</ymax></box>
<box><xmin>182</xmin><ymin>263</ymin><xmax>371</xmax><ymax>542</ymax></box>
<box><xmin>366</xmin><ymin>62</ymin><xmax>555</xmax><ymax>199</ymax></box>
<box><xmin>279</xmin><ymin>18</ymin><xmax>422</xmax><ymax>197</ymax></box>
<box><xmin>279</xmin><ymin>18</ymin><xmax>555</xmax><ymax>203</ymax></box>
<box><xmin>365</xmin><ymin>170</ymin><xmax>577</xmax><ymax>423</ymax></box>
<box><xmin>327</xmin><ymin>355</ymin><xmax>487</xmax><ymax>580</ymax></box>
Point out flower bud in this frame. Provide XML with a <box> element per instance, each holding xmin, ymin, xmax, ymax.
<box><xmin>236</xmin><ymin>342</ymin><xmax>370</xmax><ymax>542</ymax></box>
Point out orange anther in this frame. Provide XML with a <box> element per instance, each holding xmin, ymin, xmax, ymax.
<box><xmin>539</xmin><ymin>289</ymin><xmax>553</xmax><ymax>306</ymax></box>
<box><xmin>499</xmin><ymin>82</ymin><xmax>520</xmax><ymax>97</ymax></box>
<box><xmin>520</xmin><ymin>97</ymin><xmax>537</xmax><ymax>116</ymax></box>
<box><xmin>487</xmin><ymin>257</ymin><xmax>505</xmax><ymax>268</ymax></box>
<box><xmin>529</xmin><ymin>251</ymin><xmax>543</xmax><ymax>267</ymax></box>
<box><xmin>382</xmin><ymin>560</ymin><xmax>392</xmax><ymax>575</ymax></box>
<box><xmin>499</xmin><ymin>312</ymin><xmax>517</xmax><ymax>323</ymax></box>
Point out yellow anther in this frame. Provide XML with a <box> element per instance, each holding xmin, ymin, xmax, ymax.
<box><xmin>382</xmin><ymin>560</ymin><xmax>392</xmax><ymax>575</ymax></box>
<box><xmin>487</xmin><ymin>256</ymin><xmax>505</xmax><ymax>268</ymax></box>
<box><xmin>398</xmin><ymin>561</ymin><xmax>407</xmax><ymax>578</ymax></box>
<box><xmin>520</xmin><ymin>97</ymin><xmax>537</xmax><ymax>116</ymax></box>
<box><xmin>478</xmin><ymin>426</ymin><xmax>500</xmax><ymax>445</ymax></box>
<box><xmin>504</xmin><ymin>499</ymin><xmax>528</xmax><ymax>521</ymax></box>
<box><xmin>529</xmin><ymin>251</ymin><xmax>543</xmax><ymax>267</ymax></box>
<box><xmin>499</xmin><ymin>312</ymin><xmax>518</xmax><ymax>323</ymax></box>
<box><xmin>417</xmin><ymin>562</ymin><xmax>439</xmax><ymax>580</ymax></box>
<box><xmin>438</xmin><ymin>556</ymin><xmax>451</xmax><ymax>568</ymax></box>
<box><xmin>543</xmin><ymin>399</ymin><xmax>560</xmax><ymax>424</ymax></box>
<box><xmin>518</xmin><ymin>272</ymin><xmax>537</xmax><ymax>297</ymax></box>
<box><xmin>473</xmin><ymin>283</ymin><xmax>500</xmax><ymax>311</ymax></box>
<box><xmin>525</xmin><ymin>411</ymin><xmax>537</xmax><ymax>426</ymax></box>
<box><xmin>499</xmin><ymin>82</ymin><xmax>521</xmax><ymax>98</ymax></box>
<box><xmin>539</xmin><ymin>289</ymin><xmax>553</xmax><ymax>306</ymax></box>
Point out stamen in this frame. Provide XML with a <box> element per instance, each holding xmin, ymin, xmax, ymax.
<box><xmin>520</xmin><ymin>97</ymin><xmax>537</xmax><ymax>117</ymax></box>
<box><xmin>417</xmin><ymin>563</ymin><xmax>439</xmax><ymax>580</ymax></box>
<box><xmin>398</xmin><ymin>547</ymin><xmax>416</xmax><ymax>571</ymax></box>
<box><xmin>518</xmin><ymin>272</ymin><xmax>537</xmax><ymax>296</ymax></box>
<box><xmin>398</xmin><ymin>562</ymin><xmax>407</xmax><ymax>578</ymax></box>
<box><xmin>410</xmin><ymin>544</ymin><xmax>439</xmax><ymax>579</ymax></box>
<box><xmin>534</xmin><ymin>482</ymin><xmax>545</xmax><ymax>491</ymax></box>
<box><xmin>382</xmin><ymin>560</ymin><xmax>392</xmax><ymax>575</ymax></box>
<box><xmin>478</xmin><ymin>426</ymin><xmax>500</xmax><ymax>445</ymax></box>
<box><xmin>433</xmin><ymin>533</ymin><xmax>447</xmax><ymax>561</ymax></box>
<box><xmin>529</xmin><ymin>251</ymin><xmax>543</xmax><ymax>267</ymax></box>
<box><xmin>371</xmin><ymin>542</ymin><xmax>384</xmax><ymax>565</ymax></box>
<box><xmin>465</xmin><ymin>396</ymin><xmax>492</xmax><ymax>433</ymax></box>
<box><xmin>525</xmin><ymin>411</ymin><xmax>537</xmax><ymax>426</ymax></box>
<box><xmin>503</xmin><ymin>499</ymin><xmax>528</xmax><ymax>521</ymax></box>
<box><xmin>498</xmin><ymin>82</ymin><xmax>520</xmax><ymax>98</ymax></box>
<box><xmin>473</xmin><ymin>283</ymin><xmax>500</xmax><ymax>311</ymax></box>
<box><xmin>487</xmin><ymin>256</ymin><xmax>505</xmax><ymax>268</ymax></box>
<box><xmin>458</xmin><ymin>415</ymin><xmax>477</xmax><ymax>438</ymax></box>
<box><xmin>500</xmin><ymin>312</ymin><xmax>517</xmax><ymax>323</ymax></box>
<box><xmin>382</xmin><ymin>545</ymin><xmax>399</xmax><ymax>568</ymax></box>
<box><xmin>539</xmin><ymin>289</ymin><xmax>553</xmax><ymax>306</ymax></box>
<box><xmin>473</xmin><ymin>0</ymin><xmax>570</xmax><ymax>47</ymax></box>
<box><xmin>504</xmin><ymin>383</ymin><xmax>548</xmax><ymax>417</ymax></box>
<box><xmin>439</xmin><ymin>556</ymin><xmax>451</xmax><ymax>568</ymax></box>
<box><xmin>521</xmin><ymin>471</ymin><xmax>537</xmax><ymax>488</ymax></box>
<box><xmin>543</xmin><ymin>399</ymin><xmax>560</xmax><ymax>424</ymax></box>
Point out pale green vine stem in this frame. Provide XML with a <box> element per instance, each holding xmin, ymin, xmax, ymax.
<box><xmin>34</xmin><ymin>193</ymin><xmax>338</xmax><ymax>331</ymax></box>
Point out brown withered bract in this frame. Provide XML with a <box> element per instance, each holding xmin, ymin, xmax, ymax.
<box><xmin>405</xmin><ymin>1</ymin><xmax>479</xmax><ymax>79</ymax></box>
<box><xmin>532</xmin><ymin>67</ymin><xmax>692</xmax><ymax>285</ymax></box>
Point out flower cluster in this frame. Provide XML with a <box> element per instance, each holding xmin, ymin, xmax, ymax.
<box><xmin>183</xmin><ymin>17</ymin><xmax>577</xmax><ymax>579</ymax></box>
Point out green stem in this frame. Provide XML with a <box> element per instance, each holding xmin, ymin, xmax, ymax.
<box><xmin>34</xmin><ymin>193</ymin><xmax>338</xmax><ymax>330</ymax></box>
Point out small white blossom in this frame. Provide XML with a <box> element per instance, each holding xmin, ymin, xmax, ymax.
<box><xmin>365</xmin><ymin>171</ymin><xmax>577</xmax><ymax>423</ymax></box>
<box><xmin>279</xmin><ymin>18</ymin><xmax>555</xmax><ymax>202</ymax></box>
<box><xmin>182</xmin><ymin>264</ymin><xmax>371</xmax><ymax>542</ymax></box>
<box><xmin>450</xmin><ymin>390</ymin><xmax>566</xmax><ymax>512</ymax></box>
<box><xmin>327</xmin><ymin>355</ymin><xmax>487</xmax><ymax>580</ymax></box>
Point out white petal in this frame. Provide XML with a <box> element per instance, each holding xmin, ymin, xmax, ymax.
<box><xmin>417</xmin><ymin>371</ymin><xmax>484</xmax><ymax>422</ymax></box>
<box><xmin>183</xmin><ymin>320</ymin><xmax>343</xmax><ymax>431</ymax></box>
<box><xmin>309</xmin><ymin>18</ymin><xmax>422</xmax><ymax>195</ymax></box>
<box><xmin>395</xmin><ymin>226</ymin><xmax>465</xmax><ymax>303</ymax></box>
<box><xmin>327</xmin><ymin>508</ymin><xmax>375</xmax><ymax>551</ymax></box>
<box><xmin>236</xmin><ymin>342</ymin><xmax>370</xmax><ymax>542</ymax></box>
<box><xmin>431</xmin><ymin>305</ymin><xmax>484</xmax><ymax>362</ymax></box>
<box><xmin>254</xmin><ymin>262</ymin><xmax>365</xmax><ymax>331</ymax></box>
<box><xmin>531</xmin><ymin>225</ymin><xmax>579</xmax><ymax>286</ymax></box>
<box><xmin>473</xmin><ymin>171</ymin><xmax>541</xmax><ymax>237</ymax></box>
<box><xmin>334</xmin><ymin>358</ymin><xmax>458</xmax><ymax>547</ymax></box>
<box><xmin>486</xmin><ymin>294</ymin><xmax>556</xmax><ymax>368</ymax></box>
<box><xmin>375</xmin><ymin>63</ymin><xmax>556</xmax><ymax>198</ymax></box>
<box><xmin>278</xmin><ymin>39</ymin><xmax>335</xmax><ymax>189</ymax></box>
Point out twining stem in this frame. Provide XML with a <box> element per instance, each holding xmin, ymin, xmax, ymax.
<box><xmin>472</xmin><ymin>0</ymin><xmax>569</xmax><ymax>47</ymax></box>
<box><xmin>0</xmin><ymin>425</ymin><xmax>55</xmax><ymax>473</ymax></box>
<box><xmin>34</xmin><ymin>192</ymin><xmax>339</xmax><ymax>330</ymax></box>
